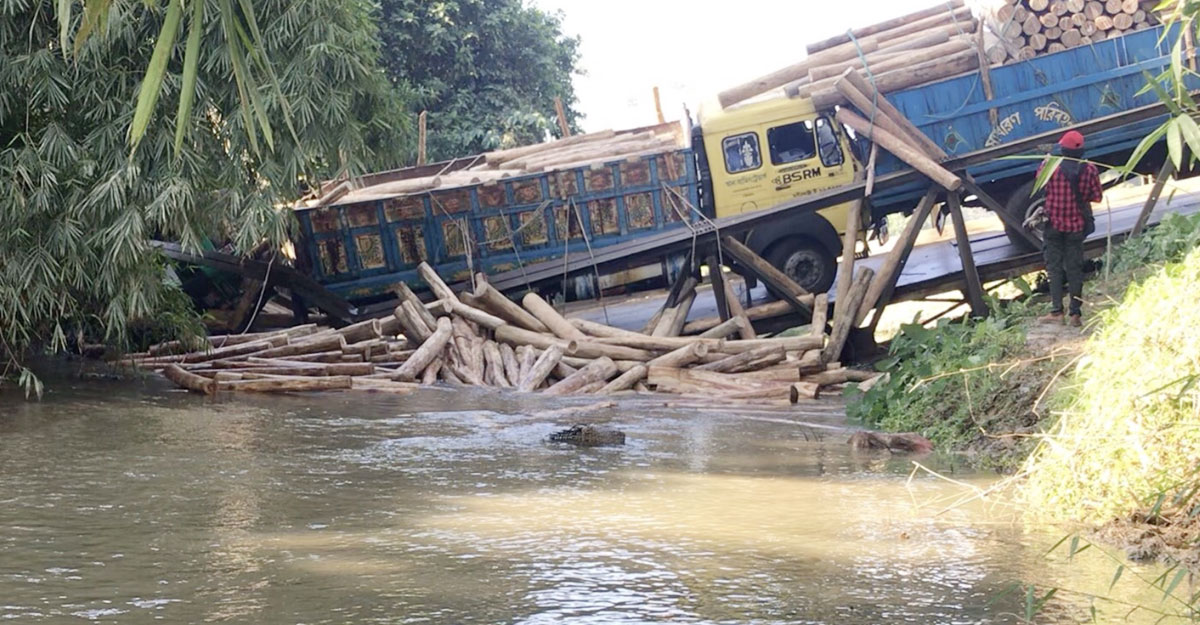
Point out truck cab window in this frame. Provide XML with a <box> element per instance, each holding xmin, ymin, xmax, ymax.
<box><xmin>722</xmin><ymin>133</ymin><xmax>761</xmax><ymax>173</ymax></box>
<box><xmin>815</xmin><ymin>117</ymin><xmax>844</xmax><ymax>167</ymax></box>
<box><xmin>768</xmin><ymin>121</ymin><xmax>816</xmax><ymax>165</ymax></box>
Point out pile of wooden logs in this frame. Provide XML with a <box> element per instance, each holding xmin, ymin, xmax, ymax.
<box><xmin>304</xmin><ymin>121</ymin><xmax>684</xmax><ymax>208</ymax></box>
<box><xmin>134</xmin><ymin>261</ymin><xmax>883</xmax><ymax>405</ymax></box>
<box><xmin>721</xmin><ymin>0</ymin><xmax>981</xmax><ymax>108</ymax></box>
<box><xmin>986</xmin><ymin>0</ymin><xmax>1160</xmax><ymax>64</ymax></box>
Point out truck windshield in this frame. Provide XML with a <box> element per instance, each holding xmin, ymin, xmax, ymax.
<box><xmin>767</xmin><ymin>121</ymin><xmax>816</xmax><ymax>165</ymax></box>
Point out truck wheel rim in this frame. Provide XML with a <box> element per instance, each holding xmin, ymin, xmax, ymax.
<box><xmin>783</xmin><ymin>250</ymin><xmax>822</xmax><ymax>292</ymax></box>
<box><xmin>1025</xmin><ymin>196</ymin><xmax>1048</xmax><ymax>237</ymax></box>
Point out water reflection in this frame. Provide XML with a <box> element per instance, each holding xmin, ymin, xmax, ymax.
<box><xmin>0</xmin><ymin>381</ymin><xmax>1180</xmax><ymax>624</ymax></box>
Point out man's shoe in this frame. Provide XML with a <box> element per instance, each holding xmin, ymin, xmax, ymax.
<box><xmin>1039</xmin><ymin>312</ymin><xmax>1064</xmax><ymax>324</ymax></box>
<box><xmin>1068</xmin><ymin>314</ymin><xmax>1082</xmax><ymax>327</ymax></box>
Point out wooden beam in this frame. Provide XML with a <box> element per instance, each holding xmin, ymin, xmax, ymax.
<box><xmin>721</xmin><ymin>236</ymin><xmax>813</xmax><ymax>319</ymax></box>
<box><xmin>946</xmin><ymin>192</ymin><xmax>988</xmax><ymax>317</ymax></box>
<box><xmin>554</xmin><ymin>97</ymin><xmax>571</xmax><ymax>137</ymax></box>
<box><xmin>859</xmin><ymin>188</ymin><xmax>939</xmax><ymax>329</ymax></box>
<box><xmin>1133</xmin><ymin>159</ymin><xmax>1176</xmax><ymax>237</ymax></box>
<box><xmin>653</xmin><ymin>86</ymin><xmax>665</xmax><ymax>124</ymax></box>
<box><xmin>417</xmin><ymin>111</ymin><xmax>427</xmax><ymax>166</ymax></box>
<box><xmin>708</xmin><ymin>256</ymin><xmax>731</xmax><ymax>322</ymax></box>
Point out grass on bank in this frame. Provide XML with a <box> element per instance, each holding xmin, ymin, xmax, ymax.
<box><xmin>848</xmin><ymin>212</ymin><xmax>1200</xmax><ymax>475</ymax></box>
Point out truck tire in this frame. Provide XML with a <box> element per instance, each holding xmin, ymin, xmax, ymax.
<box><xmin>1002</xmin><ymin>178</ymin><xmax>1045</xmax><ymax>253</ymax></box>
<box><xmin>765</xmin><ymin>237</ymin><xmax>837</xmax><ymax>295</ymax></box>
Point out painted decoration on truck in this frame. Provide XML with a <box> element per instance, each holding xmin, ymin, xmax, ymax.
<box><xmin>512</xmin><ymin>179</ymin><xmax>543</xmax><ymax>204</ymax></box>
<box><xmin>585</xmin><ymin>167</ymin><xmax>615</xmax><ymax>193</ymax></box>
<box><xmin>1034</xmin><ymin>101</ymin><xmax>1073</xmax><ymax>127</ymax></box>
<box><xmin>318</xmin><ymin>239</ymin><xmax>348</xmax><ymax>275</ymax></box>
<box><xmin>985</xmin><ymin>112</ymin><xmax>1022</xmax><ymax>148</ymax></box>
<box><xmin>432</xmin><ymin>189</ymin><xmax>471</xmax><ymax>214</ymax></box>
<box><xmin>518</xmin><ymin>210</ymin><xmax>548</xmax><ymax>247</ymax></box>
<box><xmin>589</xmin><ymin>198</ymin><xmax>619</xmax><ymax>236</ymax></box>
<box><xmin>554</xmin><ymin>206</ymin><xmax>584</xmax><ymax>241</ymax></box>
<box><xmin>657</xmin><ymin>153</ymin><xmax>685</xmax><ymax>181</ymax></box>
<box><xmin>478</xmin><ymin>183</ymin><xmax>507</xmax><ymax>209</ymax></box>
<box><xmin>309</xmin><ymin>208</ymin><xmax>340</xmax><ymax>233</ymax></box>
<box><xmin>663</xmin><ymin>185</ymin><xmax>687</xmax><ymax>223</ymax></box>
<box><xmin>442</xmin><ymin>219</ymin><xmax>468</xmax><ymax>257</ymax></box>
<box><xmin>354</xmin><ymin>234</ymin><xmax>386</xmax><ymax>269</ymax></box>
<box><xmin>395</xmin><ymin>226</ymin><xmax>426</xmax><ymax>265</ymax></box>
<box><xmin>384</xmin><ymin>196</ymin><xmax>425</xmax><ymax>221</ymax></box>
<box><xmin>549</xmin><ymin>170</ymin><xmax>579</xmax><ymax>198</ymax></box>
<box><xmin>483</xmin><ymin>216</ymin><xmax>513</xmax><ymax>251</ymax></box>
<box><xmin>619</xmin><ymin>160</ymin><xmax>651</xmax><ymax>187</ymax></box>
<box><xmin>345</xmin><ymin>203</ymin><xmax>378</xmax><ymax>227</ymax></box>
<box><xmin>625</xmin><ymin>192</ymin><xmax>655</xmax><ymax>231</ymax></box>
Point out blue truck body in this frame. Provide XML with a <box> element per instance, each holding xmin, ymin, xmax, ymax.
<box><xmin>870</xmin><ymin>25</ymin><xmax>1179</xmax><ymax>214</ymax></box>
<box><xmin>294</xmin><ymin>25</ymin><xmax>1180</xmax><ymax>304</ymax></box>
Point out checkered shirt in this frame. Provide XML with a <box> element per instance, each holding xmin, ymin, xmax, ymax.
<box><xmin>1039</xmin><ymin>161</ymin><xmax>1103</xmax><ymax>233</ymax></box>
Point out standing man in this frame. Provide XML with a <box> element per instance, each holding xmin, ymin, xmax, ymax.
<box><xmin>1039</xmin><ymin>130</ymin><xmax>1102</xmax><ymax>327</ymax></box>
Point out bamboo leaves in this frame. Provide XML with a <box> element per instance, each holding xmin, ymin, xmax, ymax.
<box><xmin>173</xmin><ymin>0</ymin><xmax>204</xmax><ymax>155</ymax></box>
<box><xmin>129</xmin><ymin>0</ymin><xmax>182</xmax><ymax>153</ymax></box>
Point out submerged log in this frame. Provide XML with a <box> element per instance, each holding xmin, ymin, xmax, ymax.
<box><xmin>163</xmin><ymin>364</ymin><xmax>217</xmax><ymax>395</ymax></box>
<box><xmin>394</xmin><ymin>317</ymin><xmax>453</xmax><ymax>382</ymax></box>
<box><xmin>545</xmin><ymin>357</ymin><xmax>618</xmax><ymax>396</ymax></box>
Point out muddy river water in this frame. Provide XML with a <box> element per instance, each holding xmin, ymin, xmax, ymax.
<box><xmin>0</xmin><ymin>380</ymin><xmax>1178</xmax><ymax>624</ymax></box>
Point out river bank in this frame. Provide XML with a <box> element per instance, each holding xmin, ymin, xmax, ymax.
<box><xmin>850</xmin><ymin>210</ymin><xmax>1200</xmax><ymax>577</ymax></box>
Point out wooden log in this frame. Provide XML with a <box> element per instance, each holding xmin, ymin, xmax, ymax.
<box><xmin>393</xmin><ymin>281</ymin><xmax>438</xmax><ymax>330</ymax></box>
<box><xmin>1094</xmin><ymin>14</ymin><xmax>1113</xmax><ymax>29</ymax></box>
<box><xmin>695</xmin><ymin>345</ymin><xmax>786</xmax><ymax>373</ymax></box>
<box><xmin>804</xmin><ymin>0</ymin><xmax>965</xmax><ymax>54</ymax></box>
<box><xmin>721</xmin><ymin>237</ymin><xmax>812</xmax><ymax>316</ymax></box>
<box><xmin>393</xmin><ymin>304</ymin><xmax>428</xmax><ymax>343</ymax></box>
<box><xmin>698</xmin><ymin>317</ymin><xmax>742</xmax><ymax>340</ymax></box>
<box><xmin>1061</xmin><ymin>28</ymin><xmax>1084</xmax><ymax>47</ymax></box>
<box><xmin>255</xmin><ymin>332</ymin><xmax>344</xmax><ymax>358</ymax></box>
<box><xmin>717</xmin><ymin>36</ymin><xmax>882</xmax><ymax>107</ymax></box>
<box><xmin>658</xmin><ymin>290</ymin><xmax>697</xmax><ymax>337</ymax></box>
<box><xmin>599</xmin><ymin>364</ymin><xmax>649</xmax><ymax>393</ymax></box>
<box><xmin>219</xmin><ymin>375</ymin><xmax>353</xmax><ymax>393</ymax></box>
<box><xmin>1029</xmin><ymin>32</ymin><xmax>1048</xmax><ymax>51</ymax></box>
<box><xmin>522</xmin><ymin>292</ymin><xmax>587</xmax><ymax>340</ymax></box>
<box><xmin>1085</xmin><ymin>0</ymin><xmax>1104</xmax><ymax>17</ymax></box>
<box><xmin>681</xmin><ymin>296</ymin><xmax>815</xmax><ymax>335</ymax></box>
<box><xmin>806</xmin><ymin>31</ymin><xmax>957</xmax><ymax>83</ymax></box>
<box><xmin>421</xmin><ymin>358</ymin><xmax>443</xmax><ymax>385</ymax></box>
<box><xmin>417</xmin><ymin>262</ymin><xmax>457</xmax><ymax>302</ymax></box>
<box><xmin>1112</xmin><ymin>13</ymin><xmax>1133</xmax><ymax>29</ymax></box>
<box><xmin>484</xmin><ymin>130</ymin><xmax>617</xmax><ymax>166</ymax></box>
<box><xmin>394</xmin><ymin>318</ymin><xmax>453</xmax><ymax>382</ymax></box>
<box><xmin>401</xmin><ymin>302</ymin><xmax>434</xmax><ymax>341</ymax></box>
<box><xmin>835</xmin><ymin>109</ymin><xmax>962</xmax><ymax>191</ymax></box>
<box><xmin>163</xmin><ymin>364</ymin><xmax>217</xmax><ymax>394</ymax></box>
<box><xmin>439</xmin><ymin>298</ymin><xmax>507</xmax><ymax>331</ymax></box>
<box><xmin>802</xmin><ymin>368</ymin><xmax>879</xmax><ymax>386</ymax></box>
<box><xmin>335</xmin><ymin>318</ymin><xmax>382</xmax><ymax>344</ymax></box>
<box><xmin>482</xmin><ymin>341</ymin><xmax>510</xmax><ymax>387</ymax></box>
<box><xmin>545</xmin><ymin>357</ymin><xmax>618</xmax><ymax>396</ymax></box>
<box><xmin>1120</xmin><ymin>0</ymin><xmax>1138</xmax><ymax>13</ymax></box>
<box><xmin>1030</xmin><ymin>0</ymin><xmax>1049</xmax><ymax>9</ymax></box>
<box><xmin>834</xmin><ymin>197</ymin><xmax>863</xmax><ymax>332</ymax></box>
<box><xmin>590</xmin><ymin>334</ymin><xmax>725</xmax><ymax>352</ymax></box>
<box><xmin>789</xmin><ymin>382</ymin><xmax>822</xmax><ymax>403</ymax></box>
<box><xmin>569</xmin><ymin>318</ymin><xmax>646</xmax><ymax>339</ymax></box>
<box><xmin>287</xmin><ymin>350</ymin><xmax>350</xmax><ymax>363</ymax></box>
<box><xmin>838</xmin><ymin>69</ymin><xmax>947</xmax><ymax>159</ymax></box>
<box><xmin>722</xmin><ymin>279</ymin><xmax>757</xmax><ymax>339</ymax></box>
<box><xmin>499</xmin><ymin>343</ymin><xmax>522</xmax><ymax>387</ymax></box>
<box><xmin>646</xmin><ymin>342</ymin><xmax>710</xmax><ymax>369</ymax></box>
<box><xmin>796</xmin><ymin>350</ymin><xmax>825</xmax><ymax>375</ymax></box>
<box><xmin>518</xmin><ymin>344</ymin><xmax>564</xmax><ymax>392</ymax></box>
<box><xmin>810</xmin><ymin>293</ymin><xmax>829</xmax><ymax>338</ymax></box>
<box><xmin>822</xmin><ymin>269</ymin><xmax>874</xmax><ymax>363</ymax></box>
<box><xmin>1049</xmin><ymin>41</ymin><xmax>1067</xmax><ymax>52</ymax></box>
<box><xmin>516</xmin><ymin>345</ymin><xmax>537</xmax><ymax>382</ymax></box>
<box><xmin>472</xmin><ymin>279</ymin><xmax>549</xmax><ymax>333</ymax></box>
<box><xmin>494</xmin><ymin>324</ymin><xmax>576</xmax><ymax>353</ymax></box>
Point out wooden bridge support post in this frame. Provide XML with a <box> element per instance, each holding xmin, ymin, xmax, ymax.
<box><xmin>721</xmin><ymin>236</ymin><xmax>813</xmax><ymax>320</ymax></box>
<box><xmin>1132</xmin><ymin>159</ymin><xmax>1176</xmax><ymax>237</ymax></box>
<box><xmin>707</xmin><ymin>255</ymin><xmax>731</xmax><ymax>322</ymax></box>
<box><xmin>859</xmin><ymin>187</ymin><xmax>940</xmax><ymax>334</ymax></box>
<box><xmin>946</xmin><ymin>191</ymin><xmax>989</xmax><ymax>318</ymax></box>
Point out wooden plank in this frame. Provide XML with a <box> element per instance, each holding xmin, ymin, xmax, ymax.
<box><xmin>1133</xmin><ymin>159</ymin><xmax>1176</xmax><ymax>236</ymax></box>
<box><xmin>721</xmin><ymin>237</ymin><xmax>813</xmax><ymax>319</ymax></box>
<box><xmin>946</xmin><ymin>192</ymin><xmax>989</xmax><ymax>317</ymax></box>
<box><xmin>859</xmin><ymin>188</ymin><xmax>939</xmax><ymax>330</ymax></box>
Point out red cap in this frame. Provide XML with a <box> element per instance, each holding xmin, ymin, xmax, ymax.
<box><xmin>1059</xmin><ymin>130</ymin><xmax>1085</xmax><ymax>150</ymax></box>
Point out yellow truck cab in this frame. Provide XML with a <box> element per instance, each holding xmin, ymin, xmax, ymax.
<box><xmin>693</xmin><ymin>96</ymin><xmax>866</xmax><ymax>293</ymax></box>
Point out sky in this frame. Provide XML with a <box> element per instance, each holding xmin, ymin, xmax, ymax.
<box><xmin>531</xmin><ymin>0</ymin><xmax>962</xmax><ymax>132</ymax></box>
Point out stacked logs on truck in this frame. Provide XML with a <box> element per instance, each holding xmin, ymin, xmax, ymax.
<box><xmin>135</xmin><ymin>261</ymin><xmax>883</xmax><ymax>404</ymax></box>
<box><xmin>303</xmin><ymin>121</ymin><xmax>685</xmax><ymax>208</ymax></box>
<box><xmin>985</xmin><ymin>0</ymin><xmax>1160</xmax><ymax>65</ymax></box>
<box><xmin>719</xmin><ymin>0</ymin><xmax>982</xmax><ymax>108</ymax></box>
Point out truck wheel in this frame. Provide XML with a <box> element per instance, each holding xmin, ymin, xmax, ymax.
<box><xmin>765</xmin><ymin>238</ymin><xmax>837</xmax><ymax>295</ymax></box>
<box><xmin>1002</xmin><ymin>179</ymin><xmax>1045</xmax><ymax>253</ymax></box>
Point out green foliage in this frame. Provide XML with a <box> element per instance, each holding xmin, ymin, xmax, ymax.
<box><xmin>1021</xmin><ymin>246</ymin><xmax>1200</xmax><ymax>522</ymax></box>
<box><xmin>1109</xmin><ymin>211</ymin><xmax>1200</xmax><ymax>273</ymax></box>
<box><xmin>377</xmin><ymin>0</ymin><xmax>582</xmax><ymax>160</ymax></box>
<box><xmin>0</xmin><ymin>0</ymin><xmax>410</xmax><ymax>392</ymax></box>
<box><xmin>847</xmin><ymin>292</ymin><xmax>1042</xmax><ymax>468</ymax></box>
